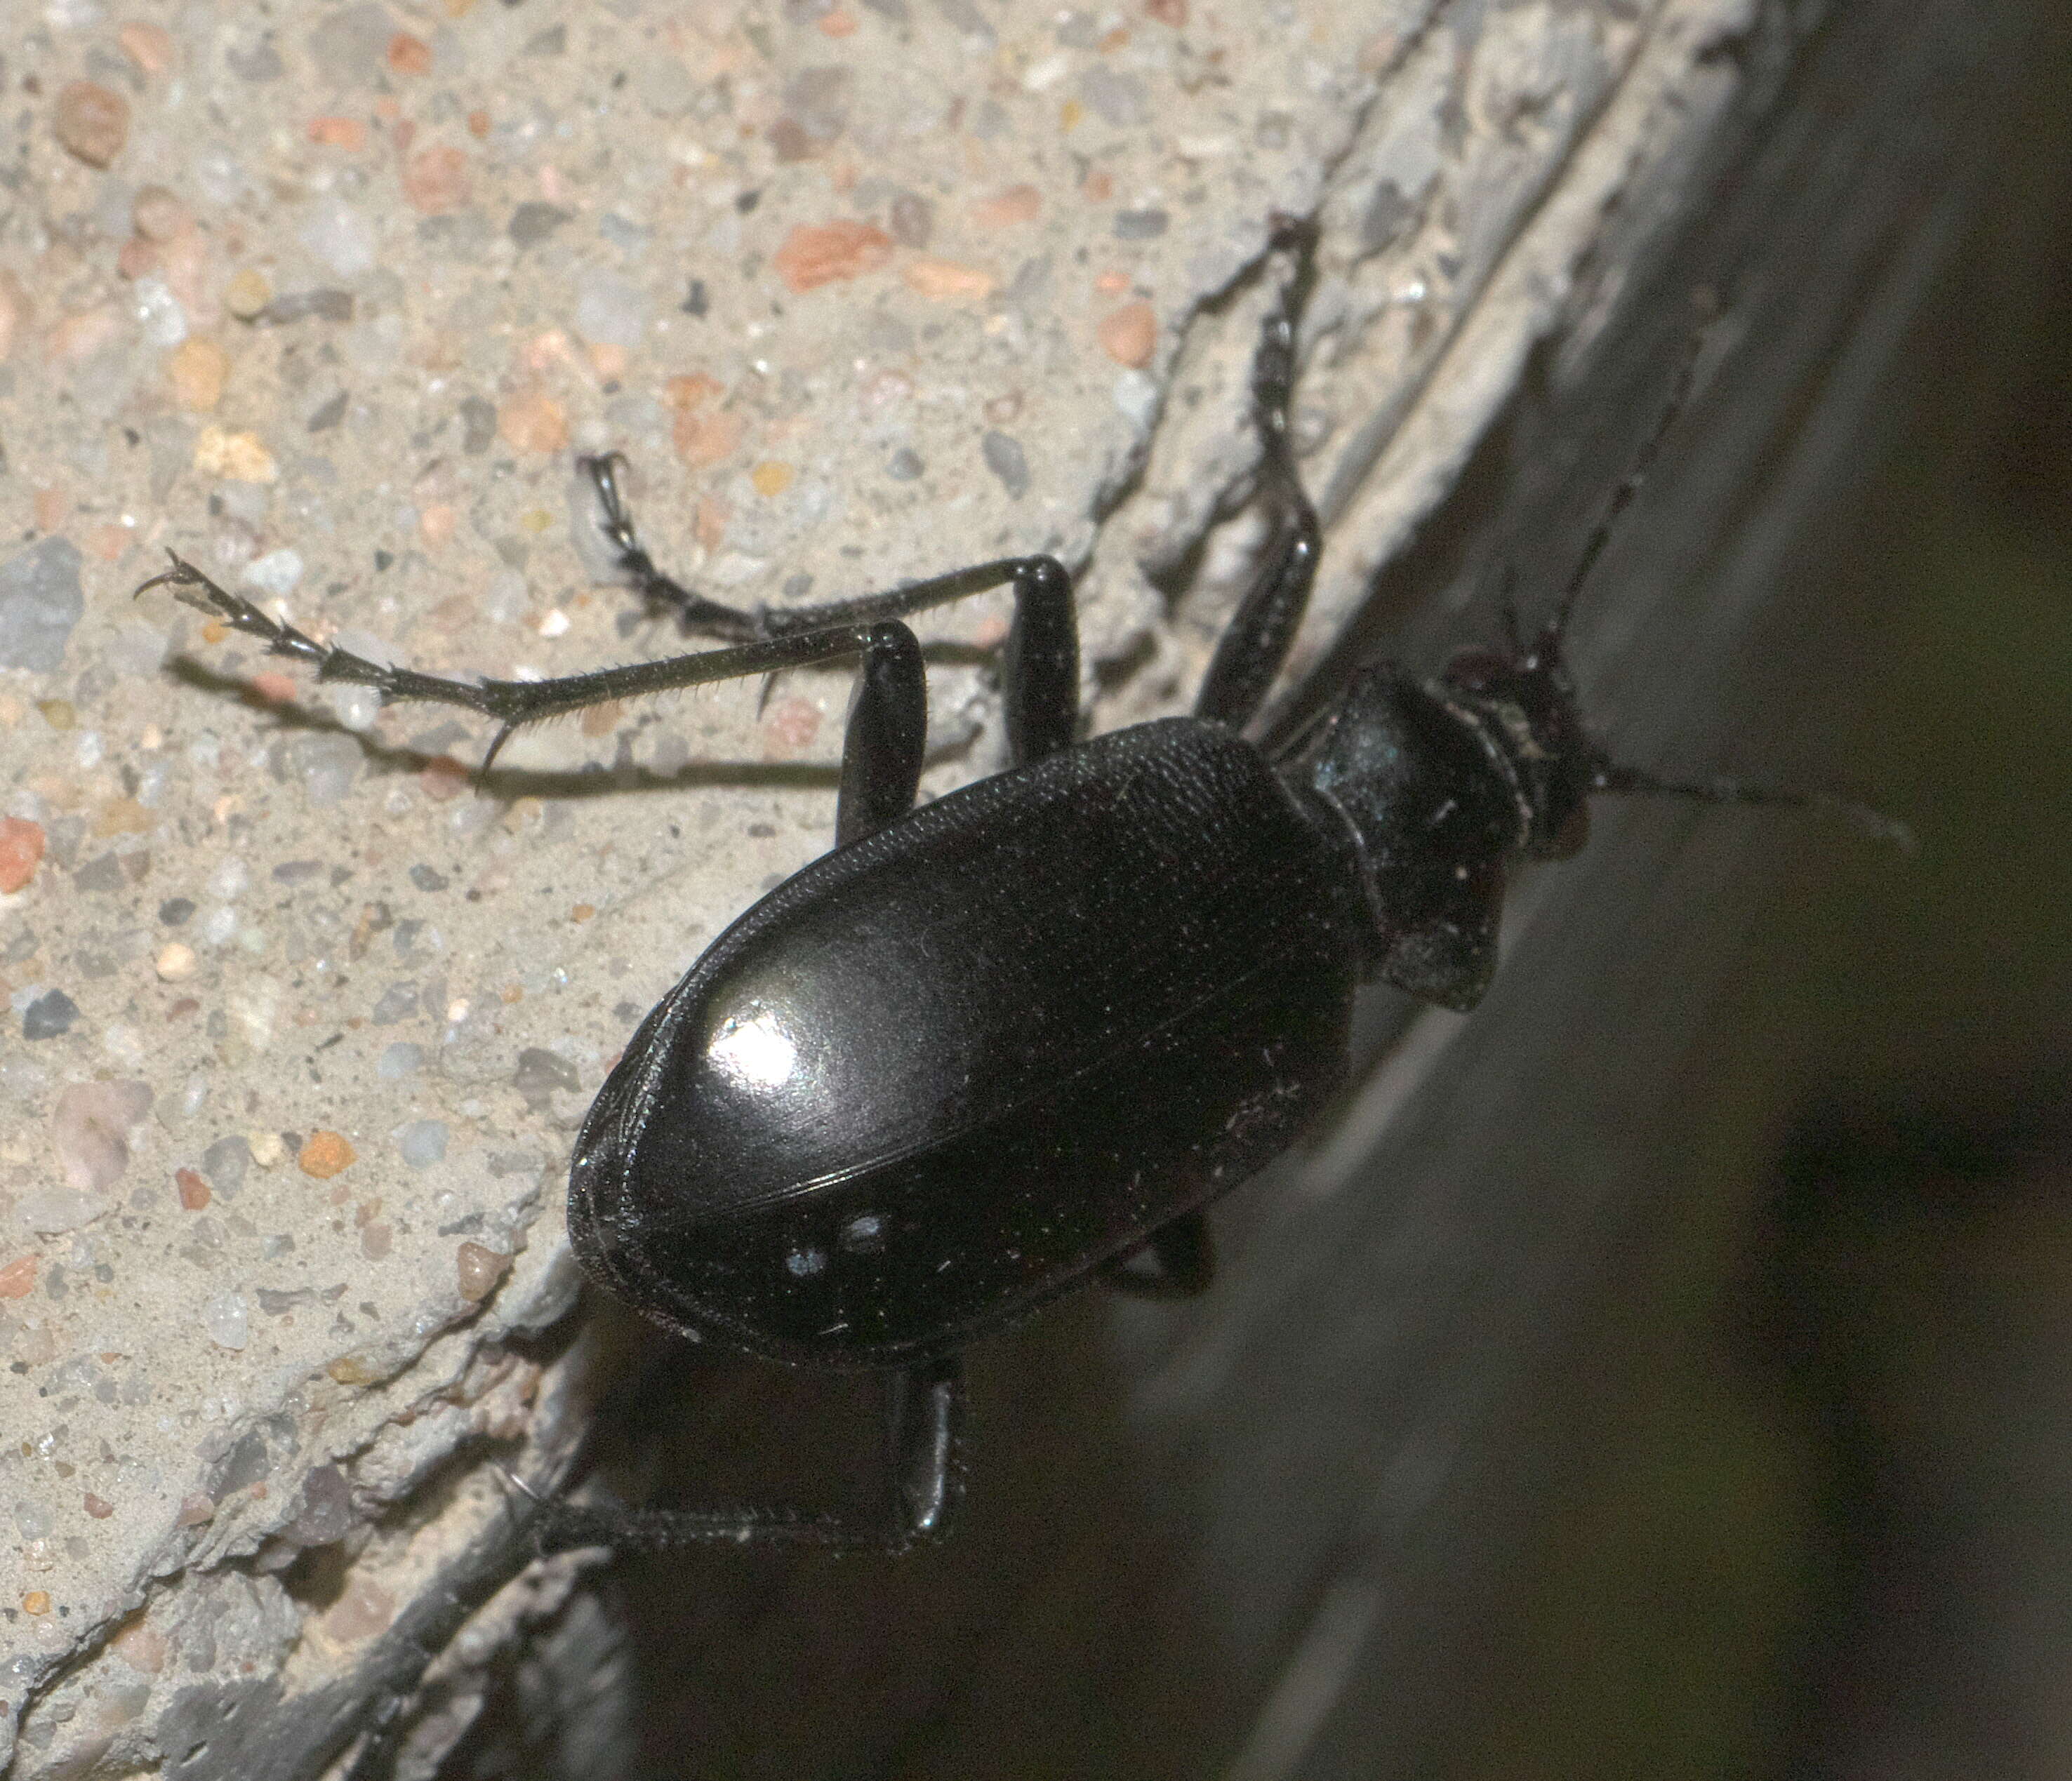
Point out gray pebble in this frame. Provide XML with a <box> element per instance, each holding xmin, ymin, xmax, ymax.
<box><xmin>393</xmin><ymin>1119</ymin><xmax>448</xmax><ymax>1169</ymax></box>
<box><xmin>1113</xmin><ymin>208</ymin><xmax>1169</xmax><ymax>241</ymax></box>
<box><xmin>981</xmin><ymin>431</ymin><xmax>1029</xmax><ymax>500</ymax></box>
<box><xmin>0</xmin><ymin>537</ymin><xmax>85</xmax><ymax>672</ymax></box>
<box><xmin>23</xmin><ymin>989</ymin><xmax>79</xmax><ymax>1041</ymax></box>
<box><xmin>508</xmin><ymin>201</ymin><xmax>572</xmax><ymax>248</ymax></box>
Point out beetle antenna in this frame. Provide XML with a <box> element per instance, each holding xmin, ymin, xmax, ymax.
<box><xmin>1591</xmin><ymin>759</ymin><xmax>1917</xmax><ymax>853</ymax></box>
<box><xmin>1545</xmin><ymin>312</ymin><xmax>1711</xmax><ymax>651</ymax></box>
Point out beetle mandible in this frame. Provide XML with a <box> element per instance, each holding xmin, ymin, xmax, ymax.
<box><xmin>138</xmin><ymin>222</ymin><xmax>1898</xmax><ymax>1551</ymax></box>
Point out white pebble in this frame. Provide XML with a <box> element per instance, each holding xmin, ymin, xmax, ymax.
<box><xmin>573</xmin><ymin>271</ymin><xmax>651</xmax><ymax>349</ymax></box>
<box><xmin>1112</xmin><ymin>368</ymin><xmax>1159</xmax><ymax>429</ymax></box>
<box><xmin>132</xmin><ymin>275</ymin><xmax>188</xmax><ymax>347</ymax></box>
<box><xmin>241</xmin><ymin>548</ymin><xmax>304</xmax><ymax>597</ymax></box>
<box><xmin>201</xmin><ymin>1292</ymin><xmax>250</xmax><ymax>1351</ymax></box>
<box><xmin>299</xmin><ymin>196</ymin><xmax>376</xmax><ymax>278</ymax></box>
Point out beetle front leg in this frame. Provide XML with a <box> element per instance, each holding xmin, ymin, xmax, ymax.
<box><xmin>1193</xmin><ymin>218</ymin><xmax>1322</xmax><ymax>734</ymax></box>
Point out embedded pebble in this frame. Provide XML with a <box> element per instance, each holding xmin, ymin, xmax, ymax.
<box><xmin>297</xmin><ymin>732</ymin><xmax>364</xmax><ymax>803</ymax></box>
<box><xmin>886</xmin><ymin>447</ymin><xmax>924</xmax><ymax>481</ymax></box>
<box><xmin>175</xmin><ymin>1168</ymin><xmax>211</xmax><ymax>1210</ymax></box>
<box><xmin>393</xmin><ymin>1120</ymin><xmax>446</xmax><ymax>1168</ymax></box>
<box><xmin>300</xmin><ymin>196</ymin><xmax>376</xmax><ymax>278</ymax></box>
<box><xmin>0</xmin><ymin>818</ymin><xmax>46</xmax><ymax>893</ymax></box>
<box><xmin>168</xmin><ymin>337</ymin><xmax>230</xmax><ymax>411</ymax></box>
<box><xmin>973</xmin><ymin>184</ymin><xmax>1042</xmax><ymax>227</ymax></box>
<box><xmin>242</xmin><ymin>548</ymin><xmax>305</xmax><ymax>597</ymax></box>
<box><xmin>1098</xmin><ymin>300</ymin><xmax>1157</xmax><ymax>368</ymax></box>
<box><xmin>224</xmin><ymin>267</ymin><xmax>273</xmax><ymax>320</ymax></box>
<box><xmin>378</xmin><ymin>1042</ymin><xmax>425</xmax><ymax>1079</ymax></box>
<box><xmin>23</xmin><ymin>989</ymin><xmax>81</xmax><ymax>1041</ymax></box>
<box><xmin>509</xmin><ymin>201</ymin><xmax>571</xmax><ymax>248</ymax></box>
<box><xmin>499</xmin><ymin>390</ymin><xmax>567</xmax><ymax>455</ymax></box>
<box><xmin>0</xmin><ymin>269</ymin><xmax>28</xmax><ymax>361</ymax></box>
<box><xmin>203</xmin><ymin>1135</ymin><xmax>251</xmax><ymax>1195</ymax></box>
<box><xmin>889</xmin><ymin>192</ymin><xmax>933</xmax><ymax>247</ymax></box>
<box><xmin>1113</xmin><ymin>208</ymin><xmax>1171</xmax><ymax>240</ymax></box>
<box><xmin>404</xmin><ymin>146</ymin><xmax>472</xmax><ymax>214</ymax></box>
<box><xmin>50</xmin><ymin>1080</ymin><xmax>153</xmax><ymax>1194</ymax></box>
<box><xmin>119</xmin><ymin>20</ymin><xmax>175</xmax><ymax>74</ymax></box>
<box><xmin>193</xmin><ymin>426</ymin><xmax>278</xmax><ymax>483</ymax></box>
<box><xmin>981</xmin><ymin>430</ymin><xmax>1030</xmax><ymax>499</ymax></box>
<box><xmin>774</xmin><ymin>220</ymin><xmax>894</xmax><ymax>292</ymax></box>
<box><xmin>202</xmin><ymin>1291</ymin><xmax>250</xmax><ymax>1351</ymax></box>
<box><xmin>574</xmin><ymin>272</ymin><xmax>649</xmax><ymax>349</ymax></box>
<box><xmin>0</xmin><ymin>538</ymin><xmax>86</xmax><ymax>672</ymax></box>
<box><xmin>55</xmin><ymin>81</ymin><xmax>130</xmax><ymax>168</ymax></box>
<box><xmin>131</xmin><ymin>276</ymin><xmax>187</xmax><ymax>347</ymax></box>
<box><xmin>298</xmin><ymin>1130</ymin><xmax>357</xmax><ymax>1178</ymax></box>
<box><xmin>155</xmin><ymin>942</ymin><xmax>198</xmax><ymax>980</ymax></box>
<box><xmin>286</xmin><ymin>1465</ymin><xmax>352</xmax><ymax>1546</ymax></box>
<box><xmin>370</xmin><ymin>982</ymin><xmax>418</xmax><ymax>1025</ymax></box>
<box><xmin>0</xmin><ymin>1258</ymin><xmax>37</xmax><ymax>1299</ymax></box>
<box><xmin>512</xmin><ymin>1048</ymin><xmax>580</xmax><ymax>1112</ymax></box>
<box><xmin>133</xmin><ymin>186</ymin><xmax>189</xmax><ymax>243</ymax></box>
<box><xmin>455</xmin><ymin>1241</ymin><xmax>512</xmax><ymax>1302</ymax></box>
<box><xmin>904</xmin><ymin>258</ymin><xmax>997</xmax><ymax>301</ymax></box>
<box><xmin>1113</xmin><ymin>368</ymin><xmax>1160</xmax><ymax>427</ymax></box>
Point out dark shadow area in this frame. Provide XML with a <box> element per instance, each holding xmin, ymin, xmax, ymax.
<box><xmin>1750</xmin><ymin>1083</ymin><xmax>2072</xmax><ymax>1780</ymax></box>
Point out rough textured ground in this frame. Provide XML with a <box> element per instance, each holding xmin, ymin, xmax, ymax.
<box><xmin>0</xmin><ymin>1</ymin><xmax>1774</xmax><ymax>1773</ymax></box>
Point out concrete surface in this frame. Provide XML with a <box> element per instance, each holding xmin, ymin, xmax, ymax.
<box><xmin>0</xmin><ymin>0</ymin><xmax>1818</xmax><ymax>1773</ymax></box>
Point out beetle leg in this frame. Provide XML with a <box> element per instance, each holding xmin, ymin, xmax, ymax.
<box><xmin>884</xmin><ymin>1354</ymin><xmax>965</xmax><ymax>1546</ymax></box>
<box><xmin>583</xmin><ymin>451</ymin><xmax>764</xmax><ymax>640</ymax></box>
<box><xmin>520</xmin><ymin>1356</ymin><xmax>964</xmax><ymax>1556</ymax></box>
<box><xmin>1098</xmin><ymin>1210</ymin><xmax>1216</xmax><ymax>1298</ymax></box>
<box><xmin>138</xmin><ymin>553</ymin><xmax>1061</xmax><ymax>778</ymax></box>
<box><xmin>836</xmin><ymin>621</ymin><xmax>927</xmax><ymax>845</ymax></box>
<box><xmin>1194</xmin><ymin>219</ymin><xmax>1323</xmax><ymax>733</ymax></box>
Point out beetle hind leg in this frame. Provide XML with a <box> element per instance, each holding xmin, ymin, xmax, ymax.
<box><xmin>530</xmin><ymin>1355</ymin><xmax>967</xmax><ymax>1556</ymax></box>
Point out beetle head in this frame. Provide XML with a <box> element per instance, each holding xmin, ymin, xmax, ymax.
<box><xmin>1437</xmin><ymin>621</ymin><xmax>1600</xmax><ymax>860</ymax></box>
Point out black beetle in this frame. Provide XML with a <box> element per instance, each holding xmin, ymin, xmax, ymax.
<box><xmin>140</xmin><ymin>225</ymin><xmax>1898</xmax><ymax>1551</ymax></box>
